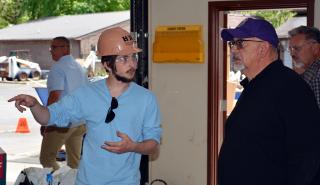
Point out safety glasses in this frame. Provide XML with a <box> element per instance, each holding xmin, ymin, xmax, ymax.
<box><xmin>105</xmin><ymin>97</ymin><xmax>118</xmax><ymax>123</ymax></box>
<box><xmin>115</xmin><ymin>53</ymin><xmax>138</xmax><ymax>64</ymax></box>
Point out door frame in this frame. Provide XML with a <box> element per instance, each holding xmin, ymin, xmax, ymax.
<box><xmin>131</xmin><ymin>0</ymin><xmax>149</xmax><ymax>184</ymax></box>
<box><xmin>207</xmin><ymin>1</ymin><xmax>315</xmax><ymax>185</ymax></box>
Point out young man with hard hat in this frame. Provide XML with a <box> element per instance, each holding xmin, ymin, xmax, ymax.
<box><xmin>8</xmin><ymin>27</ymin><xmax>162</xmax><ymax>185</ymax></box>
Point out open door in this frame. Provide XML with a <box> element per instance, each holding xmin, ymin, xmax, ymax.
<box><xmin>208</xmin><ymin>1</ymin><xmax>315</xmax><ymax>185</ymax></box>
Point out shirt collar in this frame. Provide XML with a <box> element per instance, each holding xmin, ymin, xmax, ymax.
<box><xmin>301</xmin><ymin>59</ymin><xmax>320</xmax><ymax>83</ymax></box>
<box><xmin>240</xmin><ymin>59</ymin><xmax>283</xmax><ymax>88</ymax></box>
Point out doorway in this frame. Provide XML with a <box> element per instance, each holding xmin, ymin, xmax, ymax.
<box><xmin>207</xmin><ymin>1</ymin><xmax>315</xmax><ymax>185</ymax></box>
<box><xmin>131</xmin><ymin>0</ymin><xmax>149</xmax><ymax>184</ymax></box>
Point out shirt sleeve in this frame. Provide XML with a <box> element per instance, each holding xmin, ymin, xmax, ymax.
<box><xmin>310</xmin><ymin>74</ymin><xmax>320</xmax><ymax>109</ymax></box>
<box><xmin>47</xmin><ymin>65</ymin><xmax>65</xmax><ymax>92</ymax></box>
<box><xmin>47</xmin><ymin>92</ymin><xmax>84</xmax><ymax>127</ymax></box>
<box><xmin>142</xmin><ymin>93</ymin><xmax>162</xmax><ymax>144</ymax></box>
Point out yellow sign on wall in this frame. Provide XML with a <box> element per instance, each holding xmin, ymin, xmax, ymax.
<box><xmin>153</xmin><ymin>25</ymin><xmax>204</xmax><ymax>63</ymax></box>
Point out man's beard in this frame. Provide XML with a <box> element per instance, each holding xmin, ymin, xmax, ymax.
<box><xmin>292</xmin><ymin>60</ymin><xmax>305</xmax><ymax>68</ymax></box>
<box><xmin>112</xmin><ymin>67</ymin><xmax>135</xmax><ymax>83</ymax></box>
<box><xmin>114</xmin><ymin>73</ymin><xmax>134</xmax><ymax>83</ymax></box>
<box><xmin>232</xmin><ymin>62</ymin><xmax>245</xmax><ymax>71</ymax></box>
<box><xmin>231</xmin><ymin>54</ymin><xmax>245</xmax><ymax>71</ymax></box>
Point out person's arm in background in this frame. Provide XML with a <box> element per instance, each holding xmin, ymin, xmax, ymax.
<box><xmin>43</xmin><ymin>63</ymin><xmax>64</xmax><ymax>135</ymax></box>
<box><xmin>8</xmin><ymin>94</ymin><xmax>50</xmax><ymax>125</ymax></box>
<box><xmin>47</xmin><ymin>90</ymin><xmax>61</xmax><ymax>106</ymax></box>
<box><xmin>40</xmin><ymin>90</ymin><xmax>62</xmax><ymax>135</ymax></box>
<box><xmin>46</xmin><ymin>62</ymin><xmax>64</xmax><ymax>106</ymax></box>
<box><xmin>309</xmin><ymin>74</ymin><xmax>320</xmax><ymax>109</ymax></box>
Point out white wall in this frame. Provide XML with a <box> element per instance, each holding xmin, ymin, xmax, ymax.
<box><xmin>315</xmin><ymin>0</ymin><xmax>320</xmax><ymax>29</ymax></box>
<box><xmin>149</xmin><ymin>0</ymin><xmax>208</xmax><ymax>185</ymax></box>
<box><xmin>148</xmin><ymin>1</ymin><xmax>320</xmax><ymax>185</ymax></box>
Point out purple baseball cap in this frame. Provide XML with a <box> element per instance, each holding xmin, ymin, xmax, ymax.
<box><xmin>221</xmin><ymin>18</ymin><xmax>279</xmax><ymax>48</ymax></box>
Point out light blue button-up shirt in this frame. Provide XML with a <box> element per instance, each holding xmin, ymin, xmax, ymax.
<box><xmin>48</xmin><ymin>80</ymin><xmax>162</xmax><ymax>185</ymax></box>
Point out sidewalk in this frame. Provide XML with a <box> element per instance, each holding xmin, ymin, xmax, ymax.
<box><xmin>3</xmin><ymin>131</ymin><xmax>42</xmax><ymax>185</ymax></box>
<box><xmin>0</xmin><ymin>81</ymin><xmax>66</xmax><ymax>184</ymax></box>
<box><xmin>7</xmin><ymin>160</ymin><xmax>42</xmax><ymax>185</ymax></box>
<box><xmin>6</xmin><ymin>154</ymin><xmax>67</xmax><ymax>184</ymax></box>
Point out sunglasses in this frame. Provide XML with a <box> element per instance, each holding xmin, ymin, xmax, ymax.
<box><xmin>228</xmin><ymin>39</ymin><xmax>263</xmax><ymax>50</ymax></box>
<box><xmin>105</xmin><ymin>97</ymin><xmax>118</xmax><ymax>123</ymax></box>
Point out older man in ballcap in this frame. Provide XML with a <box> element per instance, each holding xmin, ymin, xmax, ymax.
<box><xmin>218</xmin><ymin>17</ymin><xmax>320</xmax><ymax>185</ymax></box>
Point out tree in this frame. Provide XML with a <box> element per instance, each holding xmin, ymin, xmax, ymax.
<box><xmin>0</xmin><ymin>0</ymin><xmax>130</xmax><ymax>28</ymax></box>
<box><xmin>66</xmin><ymin>0</ymin><xmax>130</xmax><ymax>14</ymax></box>
<box><xmin>22</xmin><ymin>0</ymin><xmax>64</xmax><ymax>20</ymax></box>
<box><xmin>21</xmin><ymin>0</ymin><xmax>130</xmax><ymax>20</ymax></box>
<box><xmin>240</xmin><ymin>10</ymin><xmax>296</xmax><ymax>28</ymax></box>
<box><xmin>0</xmin><ymin>0</ymin><xmax>25</xmax><ymax>26</ymax></box>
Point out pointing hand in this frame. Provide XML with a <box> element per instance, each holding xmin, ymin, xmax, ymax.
<box><xmin>8</xmin><ymin>94</ymin><xmax>38</xmax><ymax>113</ymax></box>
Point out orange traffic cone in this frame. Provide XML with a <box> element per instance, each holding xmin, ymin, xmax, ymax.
<box><xmin>15</xmin><ymin>117</ymin><xmax>30</xmax><ymax>133</ymax></box>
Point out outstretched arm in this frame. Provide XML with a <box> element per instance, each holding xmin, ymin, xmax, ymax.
<box><xmin>8</xmin><ymin>94</ymin><xmax>50</xmax><ymax>125</ymax></box>
<box><xmin>101</xmin><ymin>131</ymin><xmax>159</xmax><ymax>155</ymax></box>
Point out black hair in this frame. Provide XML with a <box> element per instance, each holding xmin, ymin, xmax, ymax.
<box><xmin>101</xmin><ymin>55</ymin><xmax>117</xmax><ymax>73</ymax></box>
<box><xmin>101</xmin><ymin>55</ymin><xmax>136</xmax><ymax>83</ymax></box>
<box><xmin>53</xmin><ymin>36</ymin><xmax>70</xmax><ymax>46</ymax></box>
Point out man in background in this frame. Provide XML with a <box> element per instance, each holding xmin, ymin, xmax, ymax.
<box><xmin>288</xmin><ymin>26</ymin><xmax>320</xmax><ymax>108</ymax></box>
<box><xmin>40</xmin><ymin>36</ymin><xmax>87</xmax><ymax>170</ymax></box>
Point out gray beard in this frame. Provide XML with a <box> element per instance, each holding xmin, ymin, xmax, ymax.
<box><xmin>292</xmin><ymin>61</ymin><xmax>305</xmax><ymax>68</ymax></box>
<box><xmin>232</xmin><ymin>63</ymin><xmax>245</xmax><ymax>72</ymax></box>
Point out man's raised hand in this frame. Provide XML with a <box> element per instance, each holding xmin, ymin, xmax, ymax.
<box><xmin>8</xmin><ymin>94</ymin><xmax>38</xmax><ymax>113</ymax></box>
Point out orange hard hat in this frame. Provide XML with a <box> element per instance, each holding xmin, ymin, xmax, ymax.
<box><xmin>96</xmin><ymin>27</ymin><xmax>142</xmax><ymax>56</ymax></box>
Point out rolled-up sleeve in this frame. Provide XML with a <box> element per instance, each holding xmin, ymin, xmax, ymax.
<box><xmin>48</xmin><ymin>93</ymin><xmax>83</xmax><ymax>127</ymax></box>
<box><xmin>142</xmin><ymin>93</ymin><xmax>162</xmax><ymax>144</ymax></box>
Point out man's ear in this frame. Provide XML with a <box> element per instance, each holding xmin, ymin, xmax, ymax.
<box><xmin>102</xmin><ymin>61</ymin><xmax>111</xmax><ymax>72</ymax></box>
<box><xmin>258</xmin><ymin>42</ymin><xmax>269</xmax><ymax>57</ymax></box>
<box><xmin>312</xmin><ymin>43</ymin><xmax>320</xmax><ymax>57</ymax></box>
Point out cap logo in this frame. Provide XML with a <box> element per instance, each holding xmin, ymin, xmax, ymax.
<box><xmin>122</xmin><ymin>35</ymin><xmax>134</xmax><ymax>46</ymax></box>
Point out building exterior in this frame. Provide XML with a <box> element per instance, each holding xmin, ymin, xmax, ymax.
<box><xmin>0</xmin><ymin>11</ymin><xmax>130</xmax><ymax>70</ymax></box>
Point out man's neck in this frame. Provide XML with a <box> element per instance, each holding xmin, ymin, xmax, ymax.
<box><xmin>56</xmin><ymin>54</ymin><xmax>70</xmax><ymax>62</ymax></box>
<box><xmin>246</xmin><ymin>54</ymin><xmax>278</xmax><ymax>81</ymax></box>
<box><xmin>106</xmin><ymin>76</ymin><xmax>130</xmax><ymax>97</ymax></box>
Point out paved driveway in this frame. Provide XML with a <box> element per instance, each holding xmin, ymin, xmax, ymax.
<box><xmin>0</xmin><ymin>81</ymin><xmax>44</xmax><ymax>184</ymax></box>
